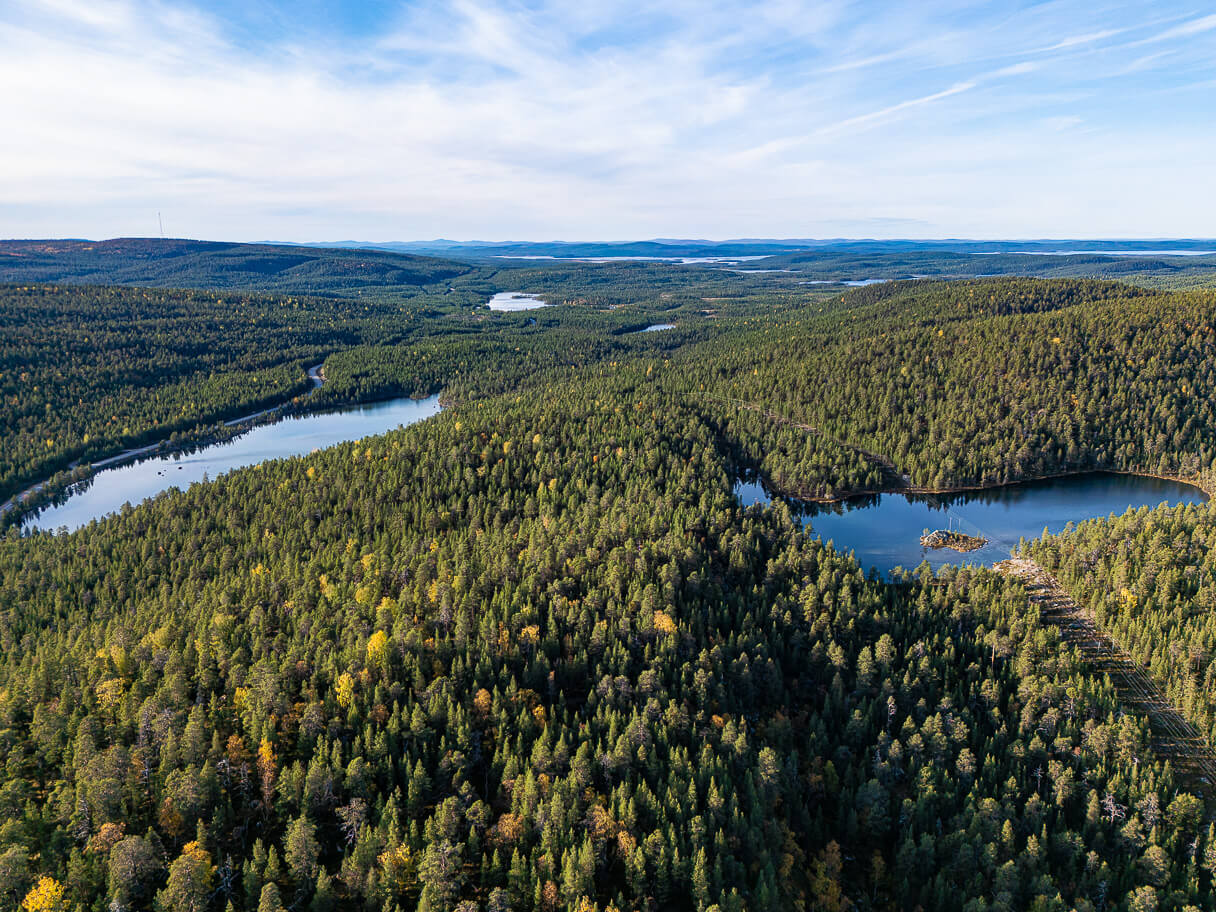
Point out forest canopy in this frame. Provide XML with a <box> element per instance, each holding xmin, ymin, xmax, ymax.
<box><xmin>1</xmin><ymin>267</ymin><xmax>1215</xmax><ymax>910</ymax></box>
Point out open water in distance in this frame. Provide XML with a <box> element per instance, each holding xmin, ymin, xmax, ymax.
<box><xmin>487</xmin><ymin>292</ymin><xmax>549</xmax><ymax>311</ymax></box>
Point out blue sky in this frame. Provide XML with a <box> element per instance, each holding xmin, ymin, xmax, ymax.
<box><xmin>1</xmin><ymin>0</ymin><xmax>1214</xmax><ymax>241</ymax></box>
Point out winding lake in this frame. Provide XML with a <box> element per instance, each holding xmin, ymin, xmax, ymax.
<box><xmin>23</xmin><ymin>396</ymin><xmax>442</xmax><ymax>533</ymax></box>
<box><xmin>735</xmin><ymin>472</ymin><xmax>1209</xmax><ymax>573</ymax></box>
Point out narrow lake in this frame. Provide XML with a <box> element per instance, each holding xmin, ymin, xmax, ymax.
<box><xmin>735</xmin><ymin>472</ymin><xmax>1209</xmax><ymax>573</ymax></box>
<box><xmin>23</xmin><ymin>395</ymin><xmax>442</xmax><ymax>533</ymax></box>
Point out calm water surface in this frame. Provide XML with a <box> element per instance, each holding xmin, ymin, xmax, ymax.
<box><xmin>487</xmin><ymin>292</ymin><xmax>549</xmax><ymax>311</ymax></box>
<box><xmin>797</xmin><ymin>278</ymin><xmax>891</xmax><ymax>287</ymax></box>
<box><xmin>24</xmin><ymin>396</ymin><xmax>441</xmax><ymax>533</ymax></box>
<box><xmin>736</xmin><ymin>472</ymin><xmax>1208</xmax><ymax>573</ymax></box>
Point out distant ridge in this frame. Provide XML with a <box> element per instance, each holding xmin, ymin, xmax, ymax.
<box><xmin>280</xmin><ymin>237</ymin><xmax>1216</xmax><ymax>260</ymax></box>
<box><xmin>3</xmin><ymin>236</ymin><xmax>1214</xmax><ymax>294</ymax></box>
<box><xmin>0</xmin><ymin>237</ymin><xmax>473</xmax><ymax>296</ymax></box>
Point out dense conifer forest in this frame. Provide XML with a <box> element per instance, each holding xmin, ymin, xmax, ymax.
<box><xmin>2</xmin><ymin>256</ymin><xmax>1216</xmax><ymax>911</ymax></box>
<box><xmin>314</xmin><ymin>278</ymin><xmax>1216</xmax><ymax>501</ymax></box>
<box><xmin>1030</xmin><ymin>504</ymin><xmax>1216</xmax><ymax>748</ymax></box>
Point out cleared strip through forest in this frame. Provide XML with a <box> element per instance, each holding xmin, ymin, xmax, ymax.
<box><xmin>995</xmin><ymin>557</ymin><xmax>1216</xmax><ymax>795</ymax></box>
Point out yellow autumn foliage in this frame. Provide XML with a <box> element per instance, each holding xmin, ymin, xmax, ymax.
<box><xmin>367</xmin><ymin>630</ymin><xmax>389</xmax><ymax>665</ymax></box>
<box><xmin>653</xmin><ymin>611</ymin><xmax>677</xmax><ymax>635</ymax></box>
<box><xmin>473</xmin><ymin>688</ymin><xmax>493</xmax><ymax>716</ymax></box>
<box><xmin>95</xmin><ymin>678</ymin><xmax>125</xmax><ymax>710</ymax></box>
<box><xmin>378</xmin><ymin>844</ymin><xmax>416</xmax><ymax>893</ymax></box>
<box><xmin>21</xmin><ymin>877</ymin><xmax>66</xmax><ymax>912</ymax></box>
<box><xmin>336</xmin><ymin>671</ymin><xmax>356</xmax><ymax>708</ymax></box>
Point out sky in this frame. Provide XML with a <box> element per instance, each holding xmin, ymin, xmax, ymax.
<box><xmin>1</xmin><ymin>0</ymin><xmax>1214</xmax><ymax>241</ymax></box>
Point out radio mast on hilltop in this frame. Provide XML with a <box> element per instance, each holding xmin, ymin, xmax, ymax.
<box><xmin>158</xmin><ymin>212</ymin><xmax>164</xmax><ymax>238</ymax></box>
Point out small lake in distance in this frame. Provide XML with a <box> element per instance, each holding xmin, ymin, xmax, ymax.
<box><xmin>488</xmin><ymin>292</ymin><xmax>549</xmax><ymax>311</ymax></box>
<box><xmin>24</xmin><ymin>395</ymin><xmax>442</xmax><ymax>533</ymax></box>
<box><xmin>633</xmin><ymin>323</ymin><xmax>675</xmax><ymax>333</ymax></box>
<box><xmin>736</xmin><ymin>472</ymin><xmax>1209</xmax><ymax>573</ymax></box>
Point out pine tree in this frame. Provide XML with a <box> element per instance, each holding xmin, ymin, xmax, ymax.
<box><xmin>257</xmin><ymin>883</ymin><xmax>286</xmax><ymax>912</ymax></box>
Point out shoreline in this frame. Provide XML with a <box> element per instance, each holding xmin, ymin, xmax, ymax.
<box><xmin>761</xmin><ymin>466</ymin><xmax>1214</xmax><ymax>508</ymax></box>
<box><xmin>1</xmin><ymin>363</ymin><xmax>327</xmax><ymax>527</ymax></box>
<box><xmin>5</xmin><ymin>369</ymin><xmax>447</xmax><ymax>533</ymax></box>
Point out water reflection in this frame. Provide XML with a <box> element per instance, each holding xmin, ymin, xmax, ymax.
<box><xmin>24</xmin><ymin>395</ymin><xmax>442</xmax><ymax>533</ymax></box>
<box><xmin>736</xmin><ymin>471</ymin><xmax>1208</xmax><ymax>573</ymax></box>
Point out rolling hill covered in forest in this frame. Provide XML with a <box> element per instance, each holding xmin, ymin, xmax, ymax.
<box><xmin>1</xmin><ymin>260</ymin><xmax>1216</xmax><ymax>911</ymax></box>
<box><xmin>5</xmin><ymin>238</ymin><xmax>1216</xmax><ymax>297</ymax></box>
<box><xmin>0</xmin><ymin>240</ymin><xmax>475</xmax><ymax>298</ymax></box>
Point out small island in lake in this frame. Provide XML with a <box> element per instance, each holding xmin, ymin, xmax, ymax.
<box><xmin>921</xmin><ymin>529</ymin><xmax>988</xmax><ymax>552</ymax></box>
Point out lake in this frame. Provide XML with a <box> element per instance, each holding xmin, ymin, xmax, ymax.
<box><xmin>633</xmin><ymin>323</ymin><xmax>675</xmax><ymax>333</ymax></box>
<box><xmin>735</xmin><ymin>472</ymin><xmax>1209</xmax><ymax>573</ymax></box>
<box><xmin>798</xmin><ymin>278</ymin><xmax>891</xmax><ymax>286</ymax></box>
<box><xmin>23</xmin><ymin>395</ymin><xmax>442</xmax><ymax>533</ymax></box>
<box><xmin>488</xmin><ymin>292</ymin><xmax>549</xmax><ymax>311</ymax></box>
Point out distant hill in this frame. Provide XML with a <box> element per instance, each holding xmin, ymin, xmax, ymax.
<box><xmin>308</xmin><ymin>236</ymin><xmax>1216</xmax><ymax>260</ymax></box>
<box><xmin>4</xmin><ymin>237</ymin><xmax>1214</xmax><ymax>296</ymax></box>
<box><xmin>276</xmin><ymin>237</ymin><xmax>1216</xmax><ymax>287</ymax></box>
<box><xmin>288</xmin><ymin>238</ymin><xmax>819</xmax><ymax>258</ymax></box>
<box><xmin>0</xmin><ymin>238</ymin><xmax>475</xmax><ymax>297</ymax></box>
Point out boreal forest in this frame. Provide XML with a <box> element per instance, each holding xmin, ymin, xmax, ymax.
<box><xmin>2</xmin><ymin>241</ymin><xmax>1216</xmax><ymax>912</ymax></box>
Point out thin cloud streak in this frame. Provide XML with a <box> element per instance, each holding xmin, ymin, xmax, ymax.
<box><xmin>813</xmin><ymin>81</ymin><xmax>979</xmax><ymax>137</ymax></box>
<box><xmin>0</xmin><ymin>0</ymin><xmax>1214</xmax><ymax>239</ymax></box>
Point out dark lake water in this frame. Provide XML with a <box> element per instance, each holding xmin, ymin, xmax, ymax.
<box><xmin>24</xmin><ymin>395</ymin><xmax>442</xmax><ymax>533</ymax></box>
<box><xmin>735</xmin><ymin>472</ymin><xmax>1209</xmax><ymax>573</ymax></box>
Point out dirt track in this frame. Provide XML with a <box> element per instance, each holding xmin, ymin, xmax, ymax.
<box><xmin>995</xmin><ymin>557</ymin><xmax>1216</xmax><ymax>794</ymax></box>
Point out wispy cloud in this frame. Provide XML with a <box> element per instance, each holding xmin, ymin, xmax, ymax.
<box><xmin>814</xmin><ymin>81</ymin><xmax>979</xmax><ymax>137</ymax></box>
<box><xmin>1041</xmin><ymin>27</ymin><xmax>1126</xmax><ymax>51</ymax></box>
<box><xmin>0</xmin><ymin>0</ymin><xmax>1214</xmax><ymax>239</ymax></box>
<box><xmin>1142</xmin><ymin>12</ymin><xmax>1216</xmax><ymax>42</ymax></box>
